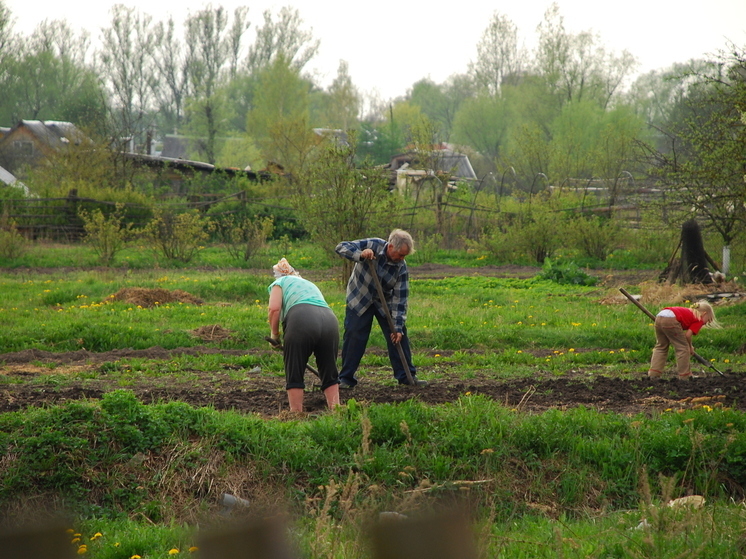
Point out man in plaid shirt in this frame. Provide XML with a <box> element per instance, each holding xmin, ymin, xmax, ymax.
<box><xmin>335</xmin><ymin>229</ymin><xmax>426</xmax><ymax>388</ymax></box>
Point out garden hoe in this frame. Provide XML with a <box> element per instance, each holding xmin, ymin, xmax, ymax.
<box><xmin>367</xmin><ymin>259</ymin><xmax>417</xmax><ymax>386</ymax></box>
<box><xmin>264</xmin><ymin>336</ymin><xmax>321</xmax><ymax>379</ymax></box>
<box><xmin>619</xmin><ymin>287</ymin><xmax>725</xmax><ymax>376</ymax></box>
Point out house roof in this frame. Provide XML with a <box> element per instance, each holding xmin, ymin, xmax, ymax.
<box><xmin>122</xmin><ymin>152</ymin><xmax>272</xmax><ymax>182</ymax></box>
<box><xmin>9</xmin><ymin>120</ymin><xmax>86</xmax><ymax>148</ymax></box>
<box><xmin>0</xmin><ymin>164</ymin><xmax>16</xmax><ymax>185</ymax></box>
<box><xmin>387</xmin><ymin>149</ymin><xmax>477</xmax><ymax>181</ymax></box>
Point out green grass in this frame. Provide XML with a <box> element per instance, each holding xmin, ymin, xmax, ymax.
<box><xmin>4</xmin><ymin>393</ymin><xmax>746</xmax><ymax>557</ymax></box>
<box><xmin>2</xmin><ymin>242</ymin><xmax>745</xmax><ymax>557</ymax></box>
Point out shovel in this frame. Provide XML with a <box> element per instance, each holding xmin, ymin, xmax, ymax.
<box><xmin>265</xmin><ymin>336</ymin><xmax>321</xmax><ymax>378</ymax></box>
<box><xmin>619</xmin><ymin>287</ymin><xmax>725</xmax><ymax>376</ymax></box>
<box><xmin>367</xmin><ymin>259</ymin><xmax>417</xmax><ymax>386</ymax></box>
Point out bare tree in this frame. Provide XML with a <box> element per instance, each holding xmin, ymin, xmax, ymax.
<box><xmin>470</xmin><ymin>12</ymin><xmax>524</xmax><ymax>95</ymax></box>
<box><xmin>99</xmin><ymin>4</ymin><xmax>158</xmax><ymax>151</ymax></box>
<box><xmin>152</xmin><ymin>17</ymin><xmax>190</xmax><ymax>134</ymax></box>
<box><xmin>245</xmin><ymin>6</ymin><xmax>319</xmax><ymax>75</ymax></box>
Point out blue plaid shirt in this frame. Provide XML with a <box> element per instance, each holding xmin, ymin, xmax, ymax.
<box><xmin>335</xmin><ymin>238</ymin><xmax>409</xmax><ymax>332</ymax></box>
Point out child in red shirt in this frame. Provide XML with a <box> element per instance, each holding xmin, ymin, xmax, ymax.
<box><xmin>648</xmin><ymin>301</ymin><xmax>719</xmax><ymax>380</ymax></box>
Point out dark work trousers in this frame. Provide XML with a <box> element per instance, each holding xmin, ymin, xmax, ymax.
<box><xmin>339</xmin><ymin>304</ymin><xmax>416</xmax><ymax>386</ymax></box>
<box><xmin>283</xmin><ymin>304</ymin><xmax>339</xmax><ymax>391</ymax></box>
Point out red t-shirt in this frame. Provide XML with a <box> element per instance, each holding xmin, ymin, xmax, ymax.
<box><xmin>665</xmin><ymin>307</ymin><xmax>706</xmax><ymax>335</ymax></box>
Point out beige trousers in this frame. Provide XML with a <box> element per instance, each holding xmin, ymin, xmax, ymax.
<box><xmin>648</xmin><ymin>315</ymin><xmax>691</xmax><ymax>377</ymax></box>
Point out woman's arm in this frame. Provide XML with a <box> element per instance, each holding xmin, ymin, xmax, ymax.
<box><xmin>268</xmin><ymin>285</ymin><xmax>283</xmax><ymax>340</ymax></box>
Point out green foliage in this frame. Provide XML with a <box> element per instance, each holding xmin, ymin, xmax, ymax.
<box><xmin>215</xmin><ymin>214</ymin><xmax>274</xmax><ymax>262</ymax></box>
<box><xmin>567</xmin><ymin>214</ymin><xmax>624</xmax><ymax>261</ymax></box>
<box><xmin>0</xmin><ymin>213</ymin><xmax>27</xmax><ymax>260</ymax></box>
<box><xmin>3</xmin><ymin>394</ymin><xmax>746</xmax><ymax>528</ymax></box>
<box><xmin>537</xmin><ymin>259</ymin><xmax>598</xmax><ymax>285</ymax></box>
<box><xmin>289</xmin><ymin>133</ymin><xmax>402</xmax><ymax>259</ymax></box>
<box><xmin>141</xmin><ymin>209</ymin><xmax>213</xmax><ymax>263</ymax></box>
<box><xmin>79</xmin><ymin>204</ymin><xmax>133</xmax><ymax>266</ymax></box>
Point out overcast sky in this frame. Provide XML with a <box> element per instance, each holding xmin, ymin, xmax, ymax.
<box><xmin>5</xmin><ymin>0</ymin><xmax>746</xmax><ymax>101</ymax></box>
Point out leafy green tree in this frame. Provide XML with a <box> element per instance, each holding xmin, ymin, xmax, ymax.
<box><xmin>452</xmin><ymin>93</ymin><xmax>509</xmax><ymax>163</ymax></box>
<box><xmin>0</xmin><ymin>19</ymin><xmax>104</xmax><ymax>127</ymax></box>
<box><xmin>247</xmin><ymin>55</ymin><xmax>314</xmax><ymax>172</ymax></box>
<box><xmin>289</xmin><ymin>132</ymin><xmax>400</xmax><ymax>268</ymax></box>
<box><xmin>409</xmin><ymin>75</ymin><xmax>474</xmax><ymax>141</ymax></box>
<box><xmin>644</xmin><ymin>47</ymin><xmax>746</xmax><ymax>258</ymax></box>
<box><xmin>318</xmin><ymin>60</ymin><xmax>361</xmax><ymax>130</ymax></box>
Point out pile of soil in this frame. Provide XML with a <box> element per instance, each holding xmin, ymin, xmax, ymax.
<box><xmin>190</xmin><ymin>324</ymin><xmax>234</xmax><ymax>342</ymax></box>
<box><xmin>106</xmin><ymin>287</ymin><xmax>204</xmax><ymax>308</ymax></box>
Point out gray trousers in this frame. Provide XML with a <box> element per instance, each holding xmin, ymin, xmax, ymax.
<box><xmin>283</xmin><ymin>304</ymin><xmax>339</xmax><ymax>390</ymax></box>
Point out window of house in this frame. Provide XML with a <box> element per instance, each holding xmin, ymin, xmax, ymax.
<box><xmin>13</xmin><ymin>141</ymin><xmax>33</xmax><ymax>156</ymax></box>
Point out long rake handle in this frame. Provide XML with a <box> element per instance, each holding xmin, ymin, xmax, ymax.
<box><xmin>618</xmin><ymin>288</ymin><xmax>724</xmax><ymax>376</ymax></box>
<box><xmin>367</xmin><ymin>259</ymin><xmax>417</xmax><ymax>386</ymax></box>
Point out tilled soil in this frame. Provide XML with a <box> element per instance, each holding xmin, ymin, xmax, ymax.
<box><xmin>2</xmin><ymin>264</ymin><xmax>740</xmax><ymax>417</ymax></box>
<box><xmin>0</xmin><ymin>345</ymin><xmax>742</xmax><ymax>417</ymax></box>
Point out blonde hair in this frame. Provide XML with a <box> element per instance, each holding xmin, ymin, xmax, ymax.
<box><xmin>691</xmin><ymin>301</ymin><xmax>722</xmax><ymax>329</ymax></box>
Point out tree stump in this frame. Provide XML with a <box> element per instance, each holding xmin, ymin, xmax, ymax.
<box><xmin>659</xmin><ymin>219</ymin><xmax>717</xmax><ymax>284</ymax></box>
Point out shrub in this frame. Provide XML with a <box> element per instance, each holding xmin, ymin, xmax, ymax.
<box><xmin>79</xmin><ymin>204</ymin><xmax>133</xmax><ymax>266</ymax></box>
<box><xmin>217</xmin><ymin>214</ymin><xmax>274</xmax><ymax>262</ymax></box>
<box><xmin>537</xmin><ymin>259</ymin><xmax>598</xmax><ymax>285</ymax></box>
<box><xmin>141</xmin><ymin>209</ymin><xmax>213</xmax><ymax>263</ymax></box>
<box><xmin>0</xmin><ymin>214</ymin><xmax>27</xmax><ymax>260</ymax></box>
<box><xmin>568</xmin><ymin>215</ymin><xmax>624</xmax><ymax>261</ymax></box>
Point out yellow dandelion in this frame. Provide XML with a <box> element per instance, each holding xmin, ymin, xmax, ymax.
<box><xmin>71</xmin><ymin>538</ymin><xmax>81</xmax><ymax>544</ymax></box>
<box><xmin>465</xmin><ymin>391</ymin><xmax>472</xmax><ymax>396</ymax></box>
<box><xmin>725</xmin><ymin>359</ymin><xmax>730</xmax><ymax>363</ymax></box>
<box><xmin>516</xmin><ymin>350</ymin><xmax>522</xmax><ymax>354</ymax></box>
<box><xmin>434</xmin><ymin>354</ymin><xmax>441</xmax><ymax>357</ymax></box>
<box><xmin>609</xmin><ymin>350</ymin><xmax>615</xmax><ymax>354</ymax></box>
<box><xmin>169</xmin><ymin>549</ymin><xmax>180</xmax><ymax>555</ymax></box>
<box><xmin>481</xmin><ymin>448</ymin><xmax>494</xmax><ymax>455</ymax></box>
<box><xmin>189</xmin><ymin>547</ymin><xmax>199</xmax><ymax>553</ymax></box>
<box><xmin>131</xmin><ymin>555</ymin><xmax>142</xmax><ymax>559</ymax></box>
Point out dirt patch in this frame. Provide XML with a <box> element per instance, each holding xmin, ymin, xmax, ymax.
<box><xmin>0</xmin><ymin>345</ymin><xmax>743</xmax><ymax>417</ymax></box>
<box><xmin>107</xmin><ymin>287</ymin><xmax>204</xmax><ymax>308</ymax></box>
<box><xmin>190</xmin><ymin>325</ymin><xmax>234</xmax><ymax>342</ymax></box>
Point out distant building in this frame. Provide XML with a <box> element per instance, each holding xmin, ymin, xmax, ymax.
<box><xmin>386</xmin><ymin>145</ymin><xmax>477</xmax><ymax>193</ymax></box>
<box><xmin>0</xmin><ymin>120</ymin><xmax>88</xmax><ymax>176</ymax></box>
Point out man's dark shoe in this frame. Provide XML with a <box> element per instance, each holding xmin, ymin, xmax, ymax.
<box><xmin>339</xmin><ymin>381</ymin><xmax>355</xmax><ymax>389</ymax></box>
<box><xmin>400</xmin><ymin>377</ymin><xmax>428</xmax><ymax>387</ymax></box>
